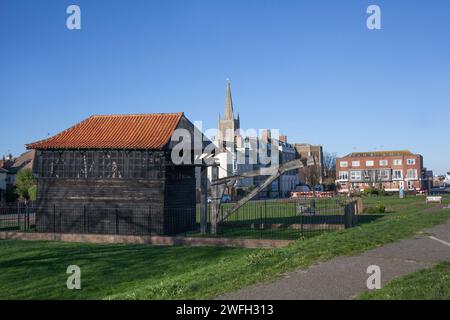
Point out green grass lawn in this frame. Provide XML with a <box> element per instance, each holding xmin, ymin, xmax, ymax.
<box><xmin>0</xmin><ymin>195</ymin><xmax>449</xmax><ymax>299</ymax></box>
<box><xmin>191</xmin><ymin>197</ymin><xmax>353</xmax><ymax>239</ymax></box>
<box><xmin>357</xmin><ymin>262</ymin><xmax>450</xmax><ymax>300</ymax></box>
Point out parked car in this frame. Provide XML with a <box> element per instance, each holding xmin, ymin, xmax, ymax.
<box><xmin>207</xmin><ymin>195</ymin><xmax>232</xmax><ymax>203</ymax></box>
<box><xmin>294</xmin><ymin>185</ymin><xmax>311</xmax><ymax>193</ymax></box>
<box><xmin>416</xmin><ymin>188</ymin><xmax>428</xmax><ymax>195</ymax></box>
<box><xmin>221</xmin><ymin>194</ymin><xmax>232</xmax><ymax>203</ymax></box>
<box><xmin>313</xmin><ymin>185</ymin><xmax>324</xmax><ymax>192</ymax></box>
<box><xmin>430</xmin><ymin>187</ymin><xmax>450</xmax><ymax>195</ymax></box>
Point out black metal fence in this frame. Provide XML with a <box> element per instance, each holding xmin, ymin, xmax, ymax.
<box><xmin>0</xmin><ymin>202</ymin><xmax>36</xmax><ymax>232</ymax></box>
<box><xmin>210</xmin><ymin>197</ymin><xmax>357</xmax><ymax>240</ymax></box>
<box><xmin>0</xmin><ymin>197</ymin><xmax>358</xmax><ymax>240</ymax></box>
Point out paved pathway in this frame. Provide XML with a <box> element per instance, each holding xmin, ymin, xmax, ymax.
<box><xmin>218</xmin><ymin>218</ymin><xmax>450</xmax><ymax>300</ymax></box>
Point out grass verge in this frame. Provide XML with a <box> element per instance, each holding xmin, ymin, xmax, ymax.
<box><xmin>357</xmin><ymin>261</ymin><xmax>450</xmax><ymax>300</ymax></box>
<box><xmin>0</xmin><ymin>195</ymin><xmax>449</xmax><ymax>299</ymax></box>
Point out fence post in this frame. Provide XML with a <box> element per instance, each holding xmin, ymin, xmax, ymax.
<box><xmin>199</xmin><ymin>166</ymin><xmax>208</xmax><ymax>234</ymax></box>
<box><xmin>115</xmin><ymin>209</ymin><xmax>119</xmax><ymax>235</ymax></box>
<box><xmin>344</xmin><ymin>203</ymin><xmax>355</xmax><ymax>229</ymax></box>
<box><xmin>148</xmin><ymin>207</ymin><xmax>152</xmax><ymax>235</ymax></box>
<box><xmin>353</xmin><ymin>202</ymin><xmax>358</xmax><ymax>227</ymax></box>
<box><xmin>260</xmin><ymin>202</ymin><xmax>263</xmax><ymax>239</ymax></box>
<box><xmin>83</xmin><ymin>205</ymin><xmax>86</xmax><ymax>233</ymax></box>
<box><xmin>17</xmin><ymin>202</ymin><xmax>20</xmax><ymax>231</ymax></box>
<box><xmin>53</xmin><ymin>204</ymin><xmax>56</xmax><ymax>233</ymax></box>
<box><xmin>26</xmin><ymin>203</ymin><xmax>29</xmax><ymax>231</ymax></box>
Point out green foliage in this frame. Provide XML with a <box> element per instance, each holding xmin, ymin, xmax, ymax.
<box><xmin>14</xmin><ymin>169</ymin><xmax>37</xmax><ymax>201</ymax></box>
<box><xmin>363</xmin><ymin>187</ymin><xmax>386</xmax><ymax>197</ymax></box>
<box><xmin>363</xmin><ymin>202</ymin><xmax>386</xmax><ymax>214</ymax></box>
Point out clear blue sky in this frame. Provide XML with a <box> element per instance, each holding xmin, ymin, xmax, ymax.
<box><xmin>1</xmin><ymin>0</ymin><xmax>449</xmax><ymax>174</ymax></box>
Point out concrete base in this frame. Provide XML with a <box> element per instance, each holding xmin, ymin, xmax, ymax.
<box><xmin>0</xmin><ymin>231</ymin><xmax>292</xmax><ymax>249</ymax></box>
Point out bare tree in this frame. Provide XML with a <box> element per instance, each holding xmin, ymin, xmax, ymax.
<box><xmin>323</xmin><ymin>151</ymin><xmax>337</xmax><ymax>180</ymax></box>
<box><xmin>300</xmin><ymin>165</ymin><xmax>321</xmax><ymax>187</ymax></box>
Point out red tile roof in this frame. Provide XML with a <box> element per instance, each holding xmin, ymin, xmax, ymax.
<box><xmin>26</xmin><ymin>113</ymin><xmax>184</xmax><ymax>150</ymax></box>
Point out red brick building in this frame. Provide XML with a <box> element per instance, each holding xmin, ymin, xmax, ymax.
<box><xmin>335</xmin><ymin>150</ymin><xmax>427</xmax><ymax>193</ymax></box>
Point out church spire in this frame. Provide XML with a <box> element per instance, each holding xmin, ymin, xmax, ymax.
<box><xmin>224</xmin><ymin>79</ymin><xmax>234</xmax><ymax>120</ymax></box>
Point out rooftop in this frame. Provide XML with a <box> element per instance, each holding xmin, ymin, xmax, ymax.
<box><xmin>343</xmin><ymin>150</ymin><xmax>415</xmax><ymax>158</ymax></box>
<box><xmin>26</xmin><ymin>113</ymin><xmax>184</xmax><ymax>150</ymax></box>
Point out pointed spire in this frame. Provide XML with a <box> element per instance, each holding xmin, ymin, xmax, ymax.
<box><xmin>224</xmin><ymin>79</ymin><xmax>234</xmax><ymax>120</ymax></box>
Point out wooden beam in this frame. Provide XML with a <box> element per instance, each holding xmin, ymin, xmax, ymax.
<box><xmin>199</xmin><ymin>166</ymin><xmax>208</xmax><ymax>234</ymax></box>
<box><xmin>219</xmin><ymin>159</ymin><xmax>303</xmax><ymax>222</ymax></box>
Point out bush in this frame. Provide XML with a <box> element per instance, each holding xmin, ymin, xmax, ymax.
<box><xmin>363</xmin><ymin>202</ymin><xmax>386</xmax><ymax>214</ymax></box>
<box><xmin>363</xmin><ymin>187</ymin><xmax>386</xmax><ymax>197</ymax></box>
<box><xmin>14</xmin><ymin>168</ymin><xmax>37</xmax><ymax>202</ymax></box>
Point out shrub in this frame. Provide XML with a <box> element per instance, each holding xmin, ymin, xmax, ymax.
<box><xmin>363</xmin><ymin>202</ymin><xmax>386</xmax><ymax>214</ymax></box>
<box><xmin>363</xmin><ymin>187</ymin><xmax>386</xmax><ymax>197</ymax></box>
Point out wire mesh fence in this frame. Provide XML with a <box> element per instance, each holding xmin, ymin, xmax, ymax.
<box><xmin>0</xmin><ymin>197</ymin><xmax>358</xmax><ymax>240</ymax></box>
<box><xmin>207</xmin><ymin>197</ymin><xmax>357</xmax><ymax>240</ymax></box>
<box><xmin>0</xmin><ymin>202</ymin><xmax>36</xmax><ymax>232</ymax></box>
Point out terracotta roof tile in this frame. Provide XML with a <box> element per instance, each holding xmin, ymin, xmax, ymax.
<box><xmin>26</xmin><ymin>113</ymin><xmax>184</xmax><ymax>150</ymax></box>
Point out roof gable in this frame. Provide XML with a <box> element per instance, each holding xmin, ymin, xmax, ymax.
<box><xmin>26</xmin><ymin>113</ymin><xmax>184</xmax><ymax>150</ymax></box>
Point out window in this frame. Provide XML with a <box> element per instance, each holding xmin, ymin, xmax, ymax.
<box><xmin>379</xmin><ymin>159</ymin><xmax>388</xmax><ymax>166</ymax></box>
<box><xmin>364</xmin><ymin>170</ymin><xmax>376</xmax><ymax>181</ymax></box>
<box><xmin>338</xmin><ymin>171</ymin><xmax>349</xmax><ymax>180</ymax></box>
<box><xmin>407</xmin><ymin>159</ymin><xmax>416</xmax><ymax>165</ymax></box>
<box><xmin>392</xmin><ymin>170</ymin><xmax>403</xmax><ymax>180</ymax></box>
<box><xmin>366</xmin><ymin>160</ymin><xmax>374</xmax><ymax>167</ymax></box>
<box><xmin>379</xmin><ymin>169</ymin><xmax>390</xmax><ymax>181</ymax></box>
<box><xmin>407</xmin><ymin>169</ymin><xmax>418</xmax><ymax>179</ymax></box>
<box><xmin>340</xmin><ymin>161</ymin><xmax>348</xmax><ymax>167</ymax></box>
<box><xmin>350</xmin><ymin>171</ymin><xmax>362</xmax><ymax>181</ymax></box>
<box><xmin>393</xmin><ymin>159</ymin><xmax>402</xmax><ymax>166</ymax></box>
<box><xmin>352</xmin><ymin>161</ymin><xmax>360</xmax><ymax>167</ymax></box>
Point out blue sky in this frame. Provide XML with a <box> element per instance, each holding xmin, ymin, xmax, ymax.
<box><xmin>1</xmin><ymin>0</ymin><xmax>449</xmax><ymax>174</ymax></box>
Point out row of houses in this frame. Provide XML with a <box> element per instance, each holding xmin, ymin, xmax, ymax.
<box><xmin>0</xmin><ymin>150</ymin><xmax>35</xmax><ymax>203</ymax></box>
<box><xmin>335</xmin><ymin>150</ymin><xmax>433</xmax><ymax>193</ymax></box>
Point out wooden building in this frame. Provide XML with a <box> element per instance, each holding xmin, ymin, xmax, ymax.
<box><xmin>26</xmin><ymin>112</ymin><xmax>208</xmax><ymax>235</ymax></box>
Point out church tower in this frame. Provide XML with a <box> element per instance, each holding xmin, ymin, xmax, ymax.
<box><xmin>218</xmin><ymin>80</ymin><xmax>240</xmax><ymax>148</ymax></box>
<box><xmin>215</xmin><ymin>80</ymin><xmax>243</xmax><ymax>178</ymax></box>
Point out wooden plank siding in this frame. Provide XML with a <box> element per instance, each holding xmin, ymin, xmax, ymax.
<box><xmin>35</xmin><ymin>151</ymin><xmax>196</xmax><ymax>235</ymax></box>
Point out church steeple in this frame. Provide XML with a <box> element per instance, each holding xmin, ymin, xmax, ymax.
<box><xmin>224</xmin><ymin>79</ymin><xmax>234</xmax><ymax>120</ymax></box>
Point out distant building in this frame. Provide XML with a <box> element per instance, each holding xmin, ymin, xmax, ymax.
<box><xmin>0</xmin><ymin>150</ymin><xmax>36</xmax><ymax>203</ymax></box>
<box><xmin>446</xmin><ymin>172</ymin><xmax>450</xmax><ymax>185</ymax></box>
<box><xmin>0</xmin><ymin>168</ymin><xmax>7</xmax><ymax>203</ymax></box>
<box><xmin>293</xmin><ymin>143</ymin><xmax>324</xmax><ymax>185</ymax></box>
<box><xmin>253</xmin><ymin>130</ymin><xmax>299</xmax><ymax>198</ymax></box>
<box><xmin>6</xmin><ymin>150</ymin><xmax>36</xmax><ymax>184</ymax></box>
<box><xmin>209</xmin><ymin>81</ymin><xmax>299</xmax><ymax>198</ymax></box>
<box><xmin>335</xmin><ymin>150</ymin><xmax>426</xmax><ymax>193</ymax></box>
